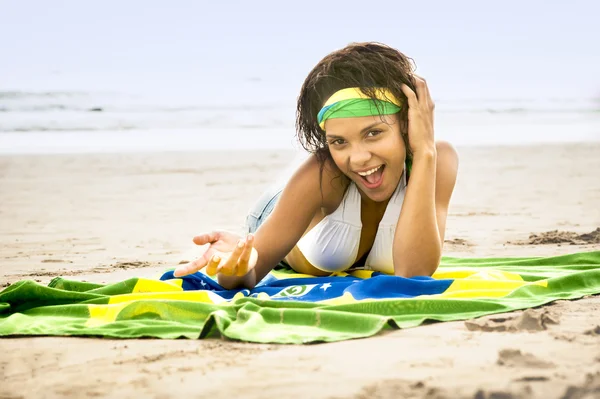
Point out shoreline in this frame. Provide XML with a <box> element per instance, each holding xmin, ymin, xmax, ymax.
<box><xmin>1</xmin><ymin>123</ymin><xmax>598</xmax><ymax>155</ymax></box>
<box><xmin>0</xmin><ymin>138</ymin><xmax>599</xmax><ymax>157</ymax></box>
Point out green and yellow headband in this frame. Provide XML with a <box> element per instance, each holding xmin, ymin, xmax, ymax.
<box><xmin>317</xmin><ymin>87</ymin><xmax>401</xmax><ymax>131</ymax></box>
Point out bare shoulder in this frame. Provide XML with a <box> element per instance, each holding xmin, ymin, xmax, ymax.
<box><xmin>289</xmin><ymin>153</ymin><xmax>348</xmax><ymax>209</ymax></box>
<box><xmin>435</xmin><ymin>141</ymin><xmax>459</xmax><ymax>163</ymax></box>
<box><xmin>434</xmin><ymin>140</ymin><xmax>459</xmax><ymax>201</ymax></box>
<box><xmin>435</xmin><ymin>141</ymin><xmax>459</xmax><ymax>173</ymax></box>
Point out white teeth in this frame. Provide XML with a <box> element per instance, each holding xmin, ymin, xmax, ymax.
<box><xmin>358</xmin><ymin>165</ymin><xmax>382</xmax><ymax>176</ymax></box>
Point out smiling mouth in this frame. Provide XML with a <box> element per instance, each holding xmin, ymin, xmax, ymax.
<box><xmin>356</xmin><ymin>165</ymin><xmax>385</xmax><ymax>187</ymax></box>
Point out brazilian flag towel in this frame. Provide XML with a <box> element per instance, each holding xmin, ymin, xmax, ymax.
<box><xmin>1</xmin><ymin>251</ymin><xmax>599</xmax><ymax>343</ymax></box>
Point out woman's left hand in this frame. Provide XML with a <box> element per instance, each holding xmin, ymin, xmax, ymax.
<box><xmin>401</xmin><ymin>75</ymin><xmax>435</xmax><ymax>155</ymax></box>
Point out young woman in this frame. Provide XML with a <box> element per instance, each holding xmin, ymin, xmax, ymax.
<box><xmin>174</xmin><ymin>42</ymin><xmax>459</xmax><ymax>290</ymax></box>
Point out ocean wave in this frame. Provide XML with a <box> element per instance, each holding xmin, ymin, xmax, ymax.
<box><xmin>6</xmin><ymin>126</ymin><xmax>138</xmax><ymax>133</ymax></box>
<box><xmin>1</xmin><ymin>104</ymin><xmax>598</xmax><ymax>114</ymax></box>
<box><xmin>3</xmin><ymin>107</ymin><xmax>597</xmax><ymax>115</ymax></box>
<box><xmin>0</xmin><ymin>104</ymin><xmax>72</xmax><ymax>112</ymax></box>
<box><xmin>0</xmin><ymin>91</ymin><xmax>600</xmax><ymax>115</ymax></box>
<box><xmin>0</xmin><ymin>121</ymin><xmax>282</xmax><ymax>133</ymax></box>
<box><xmin>0</xmin><ymin>91</ymin><xmax>91</xmax><ymax>99</ymax></box>
<box><xmin>0</xmin><ymin>104</ymin><xmax>287</xmax><ymax>113</ymax></box>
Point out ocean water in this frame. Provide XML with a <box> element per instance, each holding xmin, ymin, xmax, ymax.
<box><xmin>1</xmin><ymin>91</ymin><xmax>599</xmax><ymax>154</ymax></box>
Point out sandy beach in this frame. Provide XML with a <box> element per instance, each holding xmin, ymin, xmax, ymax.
<box><xmin>1</xmin><ymin>142</ymin><xmax>599</xmax><ymax>399</ymax></box>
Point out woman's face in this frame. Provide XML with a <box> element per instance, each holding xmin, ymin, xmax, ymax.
<box><xmin>324</xmin><ymin>113</ymin><xmax>406</xmax><ymax>203</ymax></box>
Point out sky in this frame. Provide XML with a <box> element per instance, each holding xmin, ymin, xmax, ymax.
<box><xmin>1</xmin><ymin>0</ymin><xmax>599</xmax><ymax>104</ymax></box>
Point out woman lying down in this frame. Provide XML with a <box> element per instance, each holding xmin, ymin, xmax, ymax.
<box><xmin>174</xmin><ymin>42</ymin><xmax>459</xmax><ymax>290</ymax></box>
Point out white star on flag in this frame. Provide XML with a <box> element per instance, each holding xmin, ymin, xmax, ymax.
<box><xmin>320</xmin><ymin>283</ymin><xmax>331</xmax><ymax>291</ymax></box>
<box><xmin>200</xmin><ymin>280</ymin><xmax>207</xmax><ymax>287</ymax></box>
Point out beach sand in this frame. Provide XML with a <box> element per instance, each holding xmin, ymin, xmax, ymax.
<box><xmin>1</xmin><ymin>143</ymin><xmax>599</xmax><ymax>398</ymax></box>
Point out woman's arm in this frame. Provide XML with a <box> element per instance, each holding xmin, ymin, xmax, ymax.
<box><xmin>392</xmin><ymin>141</ymin><xmax>458</xmax><ymax>277</ymax></box>
<box><xmin>392</xmin><ymin>76</ymin><xmax>458</xmax><ymax>277</ymax></box>
<box><xmin>217</xmin><ymin>154</ymin><xmax>331</xmax><ymax>289</ymax></box>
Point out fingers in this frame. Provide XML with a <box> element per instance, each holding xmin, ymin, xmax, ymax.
<box><xmin>401</xmin><ymin>83</ymin><xmax>419</xmax><ymax>109</ymax></box>
<box><xmin>218</xmin><ymin>238</ymin><xmax>246</xmax><ymax>276</ymax></box>
<box><xmin>402</xmin><ymin>75</ymin><xmax>434</xmax><ymax>111</ymax></box>
<box><xmin>173</xmin><ymin>257</ymin><xmax>208</xmax><ymax>277</ymax></box>
<box><xmin>193</xmin><ymin>232</ymin><xmax>218</xmax><ymax>246</ymax></box>
<box><xmin>205</xmin><ymin>253</ymin><xmax>221</xmax><ymax>276</ymax></box>
<box><xmin>179</xmin><ymin>232</ymin><xmax>255</xmax><ymax>279</ymax></box>
<box><xmin>412</xmin><ymin>74</ymin><xmax>427</xmax><ymax>98</ymax></box>
<box><xmin>236</xmin><ymin>234</ymin><xmax>254</xmax><ymax>276</ymax></box>
<box><xmin>411</xmin><ymin>74</ymin><xmax>434</xmax><ymax>110</ymax></box>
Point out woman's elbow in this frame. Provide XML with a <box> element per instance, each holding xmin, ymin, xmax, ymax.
<box><xmin>393</xmin><ymin>256</ymin><xmax>441</xmax><ymax>277</ymax></box>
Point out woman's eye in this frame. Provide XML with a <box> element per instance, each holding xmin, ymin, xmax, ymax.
<box><xmin>367</xmin><ymin>130</ymin><xmax>382</xmax><ymax>137</ymax></box>
<box><xmin>331</xmin><ymin>139</ymin><xmax>345</xmax><ymax>146</ymax></box>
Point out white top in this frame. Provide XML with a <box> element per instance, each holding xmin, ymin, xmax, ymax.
<box><xmin>296</xmin><ymin>170</ymin><xmax>407</xmax><ymax>274</ymax></box>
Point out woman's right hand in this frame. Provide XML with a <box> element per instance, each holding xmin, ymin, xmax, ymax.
<box><xmin>173</xmin><ymin>231</ymin><xmax>258</xmax><ymax>278</ymax></box>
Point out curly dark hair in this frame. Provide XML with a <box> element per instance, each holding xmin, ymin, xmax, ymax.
<box><xmin>295</xmin><ymin>42</ymin><xmax>417</xmax><ymax>188</ymax></box>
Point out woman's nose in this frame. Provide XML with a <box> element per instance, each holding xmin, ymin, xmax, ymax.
<box><xmin>350</xmin><ymin>145</ymin><xmax>372</xmax><ymax>167</ymax></box>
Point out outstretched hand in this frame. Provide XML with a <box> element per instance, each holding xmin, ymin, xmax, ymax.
<box><xmin>173</xmin><ymin>231</ymin><xmax>258</xmax><ymax>277</ymax></box>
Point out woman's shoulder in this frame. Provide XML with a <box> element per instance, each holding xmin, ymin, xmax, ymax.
<box><xmin>291</xmin><ymin>153</ymin><xmax>349</xmax><ymax>210</ymax></box>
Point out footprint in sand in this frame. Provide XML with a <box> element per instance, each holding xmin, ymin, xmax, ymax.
<box><xmin>352</xmin><ymin>379</ymin><xmax>447</xmax><ymax>399</ymax></box>
<box><xmin>584</xmin><ymin>326</ymin><xmax>600</xmax><ymax>336</ymax></box>
<box><xmin>444</xmin><ymin>238</ymin><xmax>475</xmax><ymax>246</ymax></box>
<box><xmin>112</xmin><ymin>261</ymin><xmax>152</xmax><ymax>269</ymax></box>
<box><xmin>559</xmin><ymin>372</ymin><xmax>600</xmax><ymax>399</ymax></box>
<box><xmin>473</xmin><ymin>385</ymin><xmax>533</xmax><ymax>399</ymax></box>
<box><xmin>507</xmin><ymin>227</ymin><xmax>600</xmax><ymax>245</ymax></box>
<box><xmin>496</xmin><ymin>349</ymin><xmax>555</xmax><ymax>369</ymax></box>
<box><xmin>465</xmin><ymin>308</ymin><xmax>559</xmax><ymax>332</ymax></box>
